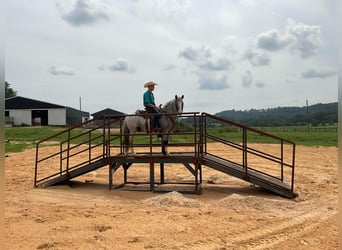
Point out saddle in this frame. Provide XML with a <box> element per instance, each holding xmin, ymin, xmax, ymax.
<box><xmin>135</xmin><ymin>109</ymin><xmax>148</xmax><ymax>115</ymax></box>
<box><xmin>135</xmin><ymin>109</ymin><xmax>161</xmax><ymax>133</ymax></box>
<box><xmin>135</xmin><ymin>105</ymin><xmax>165</xmax><ymax>115</ymax></box>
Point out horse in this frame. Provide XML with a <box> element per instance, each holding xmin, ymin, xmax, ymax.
<box><xmin>123</xmin><ymin>95</ymin><xmax>184</xmax><ymax>155</ymax></box>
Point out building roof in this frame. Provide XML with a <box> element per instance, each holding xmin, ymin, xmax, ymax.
<box><xmin>5</xmin><ymin>96</ymin><xmax>65</xmax><ymax>109</ymax></box>
<box><xmin>91</xmin><ymin>108</ymin><xmax>125</xmax><ymax>117</ymax></box>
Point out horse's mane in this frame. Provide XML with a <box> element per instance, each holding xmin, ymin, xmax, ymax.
<box><xmin>162</xmin><ymin>99</ymin><xmax>174</xmax><ymax>112</ymax></box>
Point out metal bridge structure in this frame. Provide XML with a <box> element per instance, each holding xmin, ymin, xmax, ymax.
<box><xmin>34</xmin><ymin>112</ymin><xmax>297</xmax><ymax>198</ymax></box>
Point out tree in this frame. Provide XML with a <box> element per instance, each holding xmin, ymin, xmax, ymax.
<box><xmin>5</xmin><ymin>81</ymin><xmax>17</xmax><ymax>98</ymax></box>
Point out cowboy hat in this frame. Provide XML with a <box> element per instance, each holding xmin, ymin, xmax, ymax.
<box><xmin>144</xmin><ymin>81</ymin><xmax>158</xmax><ymax>88</ymax></box>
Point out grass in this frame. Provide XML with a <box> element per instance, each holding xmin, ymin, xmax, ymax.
<box><xmin>5</xmin><ymin>126</ymin><xmax>104</xmax><ymax>153</ymax></box>
<box><xmin>206</xmin><ymin>127</ymin><xmax>337</xmax><ymax>147</ymax></box>
<box><xmin>5</xmin><ymin>125</ymin><xmax>338</xmax><ymax>153</ymax></box>
<box><xmin>265</xmin><ymin>131</ymin><xmax>337</xmax><ymax>147</ymax></box>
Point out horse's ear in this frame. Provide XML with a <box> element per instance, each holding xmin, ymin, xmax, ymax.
<box><xmin>181</xmin><ymin>95</ymin><xmax>184</xmax><ymax>99</ymax></box>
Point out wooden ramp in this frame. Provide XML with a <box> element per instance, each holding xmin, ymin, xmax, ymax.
<box><xmin>36</xmin><ymin>159</ymin><xmax>108</xmax><ymax>188</ymax></box>
<box><xmin>202</xmin><ymin>154</ymin><xmax>296</xmax><ymax>198</ymax></box>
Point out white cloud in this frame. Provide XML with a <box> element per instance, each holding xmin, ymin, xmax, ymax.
<box><xmin>256</xmin><ymin>29</ymin><xmax>293</xmax><ymax>51</ymax></box>
<box><xmin>49</xmin><ymin>66</ymin><xmax>75</xmax><ymax>76</ymax></box>
<box><xmin>4</xmin><ymin>0</ymin><xmax>337</xmax><ymax>114</ymax></box>
<box><xmin>253</xmin><ymin>19</ymin><xmax>323</xmax><ymax>59</ymax></box>
<box><xmin>242</xmin><ymin>70</ymin><xmax>252</xmax><ymax>87</ymax></box>
<box><xmin>199</xmin><ymin>58</ymin><xmax>232</xmax><ymax>71</ymax></box>
<box><xmin>243</xmin><ymin>49</ymin><xmax>271</xmax><ymax>66</ymax></box>
<box><xmin>151</xmin><ymin>0</ymin><xmax>191</xmax><ymax>17</ymax></box>
<box><xmin>179</xmin><ymin>46</ymin><xmax>212</xmax><ymax>62</ymax></box>
<box><xmin>198</xmin><ymin>75</ymin><xmax>229</xmax><ymax>90</ymax></box>
<box><xmin>163</xmin><ymin>64</ymin><xmax>176</xmax><ymax>71</ymax></box>
<box><xmin>286</xmin><ymin>19</ymin><xmax>322</xmax><ymax>58</ymax></box>
<box><xmin>57</xmin><ymin>0</ymin><xmax>111</xmax><ymax>26</ymax></box>
<box><xmin>301</xmin><ymin>69</ymin><xmax>337</xmax><ymax>78</ymax></box>
<box><xmin>107</xmin><ymin>58</ymin><xmax>136</xmax><ymax>73</ymax></box>
<box><xmin>255</xmin><ymin>80</ymin><xmax>265</xmax><ymax>88</ymax></box>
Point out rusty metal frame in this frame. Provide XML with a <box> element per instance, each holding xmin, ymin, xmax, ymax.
<box><xmin>34</xmin><ymin>111</ymin><xmax>296</xmax><ymax>197</ymax></box>
<box><xmin>200</xmin><ymin>112</ymin><xmax>296</xmax><ymax>195</ymax></box>
<box><xmin>108</xmin><ymin>112</ymin><xmax>202</xmax><ymax>194</ymax></box>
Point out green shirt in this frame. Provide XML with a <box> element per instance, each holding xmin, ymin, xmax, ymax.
<box><xmin>143</xmin><ymin>90</ymin><xmax>155</xmax><ymax>107</ymax></box>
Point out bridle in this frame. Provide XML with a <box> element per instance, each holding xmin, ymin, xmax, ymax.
<box><xmin>174</xmin><ymin>97</ymin><xmax>184</xmax><ymax>114</ymax></box>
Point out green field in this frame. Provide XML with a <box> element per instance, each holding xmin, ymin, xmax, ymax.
<box><xmin>5</xmin><ymin>126</ymin><xmax>104</xmax><ymax>153</ymax></box>
<box><xmin>5</xmin><ymin>125</ymin><xmax>338</xmax><ymax>153</ymax></box>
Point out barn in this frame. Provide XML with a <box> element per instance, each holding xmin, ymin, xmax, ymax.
<box><xmin>91</xmin><ymin>108</ymin><xmax>125</xmax><ymax>127</ymax></box>
<box><xmin>5</xmin><ymin>96</ymin><xmax>90</xmax><ymax>126</ymax></box>
<box><xmin>91</xmin><ymin>108</ymin><xmax>125</xmax><ymax>118</ymax></box>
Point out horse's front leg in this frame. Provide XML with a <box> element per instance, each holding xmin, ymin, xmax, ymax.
<box><xmin>161</xmin><ymin>134</ymin><xmax>169</xmax><ymax>156</ymax></box>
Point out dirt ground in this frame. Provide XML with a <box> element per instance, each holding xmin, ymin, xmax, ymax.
<box><xmin>5</xmin><ymin>143</ymin><xmax>338</xmax><ymax>250</ymax></box>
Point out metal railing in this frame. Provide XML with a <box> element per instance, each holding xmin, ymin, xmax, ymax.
<box><xmin>34</xmin><ymin>113</ymin><xmax>201</xmax><ymax>187</ymax></box>
<box><xmin>200</xmin><ymin>113</ymin><xmax>296</xmax><ymax>192</ymax></box>
<box><xmin>106</xmin><ymin>112</ymin><xmax>201</xmax><ymax>157</ymax></box>
<box><xmin>34</xmin><ymin>112</ymin><xmax>296</xmax><ymax>194</ymax></box>
<box><xmin>34</xmin><ymin>116</ymin><xmax>117</xmax><ymax>187</ymax></box>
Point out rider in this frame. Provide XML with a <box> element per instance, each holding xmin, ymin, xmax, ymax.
<box><xmin>143</xmin><ymin>81</ymin><xmax>161</xmax><ymax>132</ymax></box>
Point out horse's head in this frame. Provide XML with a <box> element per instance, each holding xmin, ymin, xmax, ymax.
<box><xmin>174</xmin><ymin>95</ymin><xmax>184</xmax><ymax>114</ymax></box>
<box><xmin>161</xmin><ymin>95</ymin><xmax>184</xmax><ymax>114</ymax></box>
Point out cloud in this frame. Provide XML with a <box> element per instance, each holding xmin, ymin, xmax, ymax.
<box><xmin>199</xmin><ymin>58</ymin><xmax>232</xmax><ymax>71</ymax></box>
<box><xmin>255</xmin><ymin>80</ymin><xmax>265</xmax><ymax>88</ymax></box>
<box><xmin>178</xmin><ymin>46</ymin><xmax>212</xmax><ymax>61</ymax></box>
<box><xmin>243</xmin><ymin>49</ymin><xmax>271</xmax><ymax>66</ymax></box>
<box><xmin>58</xmin><ymin>0</ymin><xmax>110</xmax><ymax>27</ymax></box>
<box><xmin>254</xmin><ymin>19</ymin><xmax>322</xmax><ymax>59</ymax></box>
<box><xmin>285</xmin><ymin>74</ymin><xmax>296</xmax><ymax>83</ymax></box>
<box><xmin>152</xmin><ymin>0</ymin><xmax>191</xmax><ymax>17</ymax></box>
<box><xmin>256</xmin><ymin>29</ymin><xmax>292</xmax><ymax>51</ymax></box>
<box><xmin>301</xmin><ymin>69</ymin><xmax>337</xmax><ymax>78</ymax></box>
<box><xmin>241</xmin><ymin>71</ymin><xmax>266</xmax><ymax>88</ymax></box>
<box><xmin>163</xmin><ymin>64</ymin><xmax>176</xmax><ymax>71</ymax></box>
<box><xmin>108</xmin><ymin>58</ymin><xmax>136</xmax><ymax>73</ymax></box>
<box><xmin>179</xmin><ymin>46</ymin><xmax>232</xmax><ymax>71</ymax></box>
<box><xmin>49</xmin><ymin>66</ymin><xmax>75</xmax><ymax>76</ymax></box>
<box><xmin>179</xmin><ymin>45</ymin><xmax>234</xmax><ymax>90</ymax></box>
<box><xmin>198</xmin><ymin>75</ymin><xmax>229</xmax><ymax>90</ymax></box>
<box><xmin>179</xmin><ymin>45</ymin><xmax>233</xmax><ymax>71</ymax></box>
<box><xmin>97</xmin><ymin>65</ymin><xmax>105</xmax><ymax>71</ymax></box>
<box><xmin>242</xmin><ymin>70</ymin><xmax>252</xmax><ymax>87</ymax></box>
<box><xmin>286</xmin><ymin>20</ymin><xmax>322</xmax><ymax>58</ymax></box>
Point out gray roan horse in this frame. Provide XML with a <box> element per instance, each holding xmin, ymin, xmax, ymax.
<box><xmin>123</xmin><ymin>95</ymin><xmax>184</xmax><ymax>155</ymax></box>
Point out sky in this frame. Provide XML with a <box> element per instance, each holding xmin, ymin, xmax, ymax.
<box><xmin>4</xmin><ymin>0</ymin><xmax>338</xmax><ymax>115</ymax></box>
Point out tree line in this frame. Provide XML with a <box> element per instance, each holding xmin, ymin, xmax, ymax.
<box><xmin>214</xmin><ymin>102</ymin><xmax>337</xmax><ymax>127</ymax></box>
<box><xmin>5</xmin><ymin>81</ymin><xmax>17</xmax><ymax>98</ymax></box>
<box><xmin>6</xmin><ymin>81</ymin><xmax>337</xmax><ymax>127</ymax></box>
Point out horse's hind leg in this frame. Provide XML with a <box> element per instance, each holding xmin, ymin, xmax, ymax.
<box><xmin>129</xmin><ymin>135</ymin><xmax>135</xmax><ymax>154</ymax></box>
<box><xmin>124</xmin><ymin>134</ymin><xmax>134</xmax><ymax>155</ymax></box>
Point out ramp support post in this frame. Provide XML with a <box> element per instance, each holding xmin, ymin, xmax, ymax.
<box><xmin>150</xmin><ymin>161</ymin><xmax>155</xmax><ymax>192</ymax></box>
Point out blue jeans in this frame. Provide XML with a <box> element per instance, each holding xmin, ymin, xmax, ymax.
<box><xmin>145</xmin><ymin>107</ymin><xmax>160</xmax><ymax>129</ymax></box>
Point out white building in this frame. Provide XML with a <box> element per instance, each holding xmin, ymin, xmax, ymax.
<box><xmin>5</xmin><ymin>96</ymin><xmax>89</xmax><ymax>126</ymax></box>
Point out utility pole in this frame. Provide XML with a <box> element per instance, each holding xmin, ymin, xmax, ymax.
<box><xmin>306</xmin><ymin>99</ymin><xmax>309</xmax><ymax>131</ymax></box>
<box><xmin>79</xmin><ymin>96</ymin><xmax>82</xmax><ymax>111</ymax></box>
